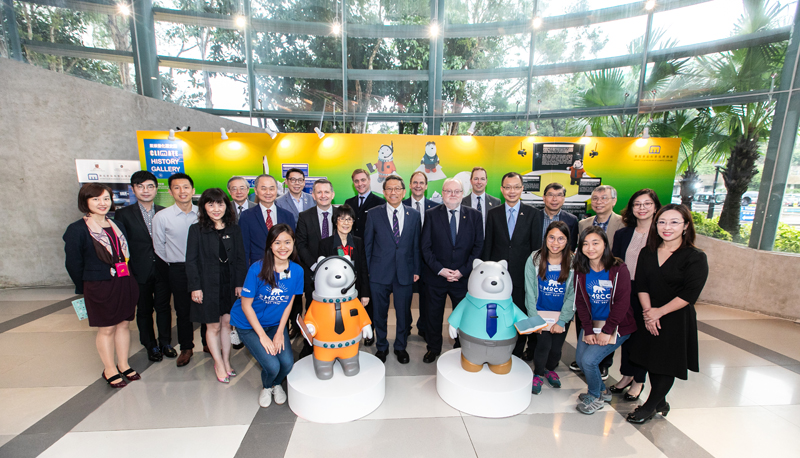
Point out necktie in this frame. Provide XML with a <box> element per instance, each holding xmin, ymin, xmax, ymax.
<box><xmin>392</xmin><ymin>209</ymin><xmax>400</xmax><ymax>244</ymax></box>
<box><xmin>238</xmin><ymin>205</ymin><xmax>243</xmax><ymax>216</ymax></box>
<box><xmin>507</xmin><ymin>207</ymin><xmax>517</xmax><ymax>238</ymax></box>
<box><xmin>334</xmin><ymin>303</ymin><xmax>344</xmax><ymax>335</ymax></box>
<box><xmin>359</xmin><ymin>196</ymin><xmax>365</xmax><ymax>208</ymax></box>
<box><xmin>477</xmin><ymin>195</ymin><xmax>482</xmax><ymax>214</ymax></box>
<box><xmin>449</xmin><ymin>209</ymin><xmax>457</xmax><ymax>243</ymax></box>
<box><xmin>486</xmin><ymin>303</ymin><xmax>498</xmax><ymax>338</ymax></box>
<box><xmin>322</xmin><ymin>211</ymin><xmax>329</xmax><ymax>238</ymax></box>
<box><xmin>265</xmin><ymin>209</ymin><xmax>273</xmax><ymax>230</ymax></box>
<box><xmin>416</xmin><ymin>201</ymin><xmax>422</xmax><ymax>225</ymax></box>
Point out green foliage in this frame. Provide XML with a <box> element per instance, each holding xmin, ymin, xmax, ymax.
<box><xmin>774</xmin><ymin>223</ymin><xmax>800</xmax><ymax>254</ymax></box>
<box><xmin>691</xmin><ymin>212</ymin><xmax>733</xmax><ymax>241</ymax></box>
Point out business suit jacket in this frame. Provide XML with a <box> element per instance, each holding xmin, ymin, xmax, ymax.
<box><xmin>612</xmin><ymin>226</ymin><xmax>637</xmax><ymax>260</ymax></box>
<box><xmin>319</xmin><ymin>234</ymin><xmax>371</xmax><ymax>299</ymax></box>
<box><xmin>275</xmin><ymin>191</ymin><xmax>315</xmax><ymax>222</ymax></box>
<box><xmin>402</xmin><ymin>197</ymin><xmax>438</xmax><ymax>226</ymax></box>
<box><xmin>421</xmin><ymin>205</ymin><xmax>484</xmax><ymax>288</ymax></box>
<box><xmin>239</xmin><ymin>204</ymin><xmax>297</xmax><ymax>265</ymax></box>
<box><xmin>114</xmin><ymin>203</ymin><xmax>164</xmax><ymax>283</ymax></box>
<box><xmin>579</xmin><ymin>212</ymin><xmax>624</xmax><ymax>250</ymax></box>
<box><xmin>63</xmin><ymin>219</ymin><xmax>132</xmax><ymax>294</ymax></box>
<box><xmin>233</xmin><ymin>200</ymin><xmax>256</xmax><ymax>223</ymax></box>
<box><xmin>364</xmin><ymin>204</ymin><xmax>421</xmax><ymax>286</ymax></box>
<box><xmin>462</xmin><ymin>193</ymin><xmax>501</xmax><ymax>211</ymax></box>
<box><xmin>345</xmin><ymin>192</ymin><xmax>384</xmax><ymax>239</ymax></box>
<box><xmin>481</xmin><ymin>203</ymin><xmax>543</xmax><ymax>311</ymax></box>
<box><xmin>296</xmin><ymin>206</ymin><xmax>340</xmax><ymax>272</ymax></box>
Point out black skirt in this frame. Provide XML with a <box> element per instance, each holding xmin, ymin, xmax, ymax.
<box><xmin>83</xmin><ymin>275</ymin><xmax>138</xmax><ymax>327</ymax></box>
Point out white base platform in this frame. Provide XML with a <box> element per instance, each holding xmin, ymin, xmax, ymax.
<box><xmin>436</xmin><ymin>349</ymin><xmax>532</xmax><ymax>418</ymax></box>
<box><xmin>287</xmin><ymin>352</ymin><xmax>386</xmax><ymax>423</ymax></box>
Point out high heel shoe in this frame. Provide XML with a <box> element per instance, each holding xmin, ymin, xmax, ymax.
<box><xmin>626</xmin><ymin>401</ymin><xmax>670</xmax><ymax>424</ymax></box>
<box><xmin>214</xmin><ymin>365</ymin><xmax>229</xmax><ymax>384</ymax></box>
<box><xmin>227</xmin><ymin>369</ymin><xmax>237</xmax><ymax>377</ymax></box>
<box><xmin>102</xmin><ymin>370</ymin><xmax>127</xmax><ymax>388</ymax></box>
<box><xmin>117</xmin><ymin>366</ymin><xmax>141</xmax><ymax>381</ymax></box>
<box><xmin>609</xmin><ymin>380</ymin><xmax>633</xmax><ymax>394</ymax></box>
<box><xmin>624</xmin><ymin>383</ymin><xmax>645</xmax><ymax>401</ymax></box>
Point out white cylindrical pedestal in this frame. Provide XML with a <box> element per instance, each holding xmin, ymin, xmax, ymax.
<box><xmin>436</xmin><ymin>349</ymin><xmax>532</xmax><ymax>418</ymax></box>
<box><xmin>287</xmin><ymin>352</ymin><xmax>385</xmax><ymax>423</ymax></box>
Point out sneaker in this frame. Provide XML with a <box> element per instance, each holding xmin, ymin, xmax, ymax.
<box><xmin>600</xmin><ymin>366</ymin><xmax>609</xmax><ymax>381</ymax></box>
<box><xmin>259</xmin><ymin>388</ymin><xmax>273</xmax><ymax>408</ymax></box>
<box><xmin>531</xmin><ymin>375</ymin><xmax>544</xmax><ymax>395</ymax></box>
<box><xmin>544</xmin><ymin>371</ymin><xmax>561</xmax><ymax>388</ymax></box>
<box><xmin>576</xmin><ymin>395</ymin><xmax>605</xmax><ymax>415</ymax></box>
<box><xmin>569</xmin><ymin>361</ymin><xmax>582</xmax><ymax>372</ymax></box>
<box><xmin>273</xmin><ymin>384</ymin><xmax>287</xmax><ymax>405</ymax></box>
<box><xmin>579</xmin><ymin>388</ymin><xmax>612</xmax><ymax>403</ymax></box>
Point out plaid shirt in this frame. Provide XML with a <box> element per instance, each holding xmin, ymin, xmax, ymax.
<box><xmin>542</xmin><ymin>209</ymin><xmax>563</xmax><ymax>244</ymax></box>
<box><xmin>139</xmin><ymin>202</ymin><xmax>156</xmax><ymax>236</ymax></box>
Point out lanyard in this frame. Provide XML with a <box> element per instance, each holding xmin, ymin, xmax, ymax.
<box><xmin>106</xmin><ymin>225</ymin><xmax>123</xmax><ymax>262</ymax></box>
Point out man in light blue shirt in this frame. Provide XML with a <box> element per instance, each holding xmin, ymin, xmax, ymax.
<box><xmin>276</xmin><ymin>167</ymin><xmax>315</xmax><ymax>221</ymax></box>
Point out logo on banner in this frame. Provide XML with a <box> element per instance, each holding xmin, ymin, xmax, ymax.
<box><xmin>144</xmin><ymin>139</ymin><xmax>185</xmax><ymax>179</ymax></box>
<box><xmin>88</xmin><ymin>173</ymin><xmax>99</xmax><ymax>181</ymax></box>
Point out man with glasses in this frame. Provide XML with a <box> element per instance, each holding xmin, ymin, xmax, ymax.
<box><xmin>482</xmin><ymin>172</ymin><xmax>543</xmax><ymax>358</ymax></box>
<box><xmin>461</xmin><ymin>167</ymin><xmax>501</xmax><ymax>233</ymax></box>
<box><xmin>115</xmin><ymin>171</ymin><xmax>169</xmax><ymax>362</ymax></box>
<box><xmin>420</xmin><ymin>178</ymin><xmax>483</xmax><ymax>363</ymax></box>
<box><xmin>345</xmin><ymin>169</ymin><xmax>384</xmax><ymax>239</ymax></box>
<box><xmin>541</xmin><ymin>182</ymin><xmax>579</xmax><ymax>251</ymax></box>
<box><xmin>276</xmin><ymin>168</ymin><xmax>315</xmax><ymax>221</ymax></box>
<box><xmin>227</xmin><ymin>176</ymin><xmax>256</xmax><ymax>222</ymax></box>
<box><xmin>364</xmin><ymin>176</ymin><xmax>421</xmax><ymax>364</ymax></box>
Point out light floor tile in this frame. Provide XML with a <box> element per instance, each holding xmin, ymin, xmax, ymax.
<box><xmin>39</xmin><ymin>425</ymin><xmax>249</xmax><ymax>458</ymax></box>
<box><xmin>73</xmin><ymin>379</ymin><xmax>261</xmax><ymax>431</ymax></box>
<box><xmin>0</xmin><ymin>353</ymin><xmax>34</xmax><ymax>378</ymax></box>
<box><xmin>0</xmin><ymin>288</ymin><xmax>75</xmax><ymax>302</ymax></box>
<box><xmin>701</xmin><ymin>318</ymin><xmax>800</xmax><ymax>361</ymax></box>
<box><xmin>704</xmin><ymin>365</ymin><xmax>800</xmax><ymax>406</ymax></box>
<box><xmin>697</xmin><ymin>331</ymin><xmax>718</xmax><ymax>341</ymax></box>
<box><xmin>669</xmin><ymin>406</ymin><xmax>800</xmax><ymax>458</ymax></box>
<box><xmin>463</xmin><ymin>411</ymin><xmax>667</xmax><ymax>458</ymax></box>
<box><xmin>0</xmin><ymin>331</ymin><xmax>79</xmax><ymax>357</ymax></box>
<box><xmin>658</xmin><ymin>372</ymin><xmax>759</xmax><ymax>409</ymax></box>
<box><xmin>695</xmin><ymin>303</ymin><xmax>777</xmax><ymax>321</ymax></box>
<box><xmin>765</xmin><ymin>404</ymin><xmax>800</xmax><ymax>428</ymax></box>
<box><xmin>0</xmin><ymin>435</ymin><xmax>13</xmax><ymax>448</ymax></box>
<box><xmin>698</xmin><ymin>340</ymin><xmax>775</xmax><ymax>371</ymax></box>
<box><xmin>362</xmin><ymin>375</ymin><xmax>460</xmax><ymax>420</ymax></box>
<box><xmin>285</xmin><ymin>417</ymin><xmax>476</xmax><ymax>458</ymax></box>
<box><xmin>0</xmin><ymin>386</ymin><xmax>83</xmax><ymax>435</ymax></box>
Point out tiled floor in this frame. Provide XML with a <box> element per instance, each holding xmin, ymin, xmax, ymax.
<box><xmin>1</xmin><ymin>287</ymin><xmax>799</xmax><ymax>458</ymax></box>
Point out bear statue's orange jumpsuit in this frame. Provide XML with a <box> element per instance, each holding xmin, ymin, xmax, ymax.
<box><xmin>304</xmin><ymin>297</ymin><xmax>371</xmax><ymax>365</ymax></box>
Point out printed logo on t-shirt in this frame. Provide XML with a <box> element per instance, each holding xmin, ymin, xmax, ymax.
<box><xmin>242</xmin><ymin>287</ymin><xmax>251</xmax><ymax>294</ymax></box>
<box><xmin>587</xmin><ymin>280</ymin><xmax>611</xmax><ymax>303</ymax></box>
<box><xmin>258</xmin><ymin>282</ymin><xmax>291</xmax><ymax>304</ymax></box>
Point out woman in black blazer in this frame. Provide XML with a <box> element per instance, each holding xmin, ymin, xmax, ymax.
<box><xmin>610</xmin><ymin>189</ymin><xmax>661</xmax><ymax>401</ymax></box>
<box><xmin>186</xmin><ymin>188</ymin><xmax>247</xmax><ymax>383</ymax></box>
<box><xmin>318</xmin><ymin>204</ymin><xmax>372</xmax><ymax>341</ymax></box>
<box><xmin>63</xmin><ymin>184</ymin><xmax>140</xmax><ymax>388</ymax></box>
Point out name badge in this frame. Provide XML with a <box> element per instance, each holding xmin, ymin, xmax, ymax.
<box><xmin>599</xmin><ymin>280</ymin><xmax>613</xmax><ymax>288</ymax></box>
<box><xmin>279</xmin><ymin>271</ymin><xmax>291</xmax><ymax>280</ymax></box>
<box><xmin>548</xmin><ymin>264</ymin><xmax>561</xmax><ymax>272</ymax></box>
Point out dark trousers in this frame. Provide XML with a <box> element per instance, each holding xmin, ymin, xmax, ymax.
<box><xmin>619</xmin><ymin>283</ymin><xmax>646</xmax><ymax>382</ymax></box>
<box><xmin>573</xmin><ymin>313</ymin><xmax>613</xmax><ymax>369</ymax></box>
<box><xmin>371</xmin><ymin>280</ymin><xmax>413</xmax><ymax>352</ymax></box>
<box><xmin>136</xmin><ymin>274</ymin><xmax>172</xmax><ymax>349</ymax></box>
<box><xmin>424</xmin><ymin>281</ymin><xmax>467</xmax><ymax>354</ymax></box>
<box><xmin>413</xmin><ymin>276</ymin><xmax>428</xmax><ymax>335</ymax></box>
<box><xmin>156</xmin><ymin>260</ymin><xmax>195</xmax><ymax>351</ymax></box>
<box><xmin>532</xmin><ymin>322</ymin><xmax>570</xmax><ymax>376</ymax></box>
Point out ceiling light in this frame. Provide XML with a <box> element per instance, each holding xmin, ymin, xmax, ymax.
<box><xmin>314</xmin><ymin>127</ymin><xmax>325</xmax><ymax>139</ymax></box>
<box><xmin>467</xmin><ymin>122</ymin><xmax>476</xmax><ymax>135</ymax></box>
<box><xmin>583</xmin><ymin>125</ymin><xmax>593</xmax><ymax>137</ymax></box>
<box><xmin>529</xmin><ymin>122</ymin><xmax>537</xmax><ymax>135</ymax></box>
<box><xmin>117</xmin><ymin>3</ymin><xmax>131</xmax><ymax>16</ymax></box>
<box><xmin>168</xmin><ymin>129</ymin><xmax>176</xmax><ymax>141</ymax></box>
<box><xmin>532</xmin><ymin>17</ymin><xmax>542</xmax><ymax>29</ymax></box>
<box><xmin>221</xmin><ymin>127</ymin><xmax>230</xmax><ymax>140</ymax></box>
<box><xmin>645</xmin><ymin>0</ymin><xmax>656</xmax><ymax>11</ymax></box>
<box><xmin>641</xmin><ymin>127</ymin><xmax>650</xmax><ymax>139</ymax></box>
<box><xmin>234</xmin><ymin>16</ymin><xmax>247</xmax><ymax>28</ymax></box>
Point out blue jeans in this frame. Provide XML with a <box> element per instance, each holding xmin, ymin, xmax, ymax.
<box><xmin>238</xmin><ymin>326</ymin><xmax>294</xmax><ymax>389</ymax></box>
<box><xmin>576</xmin><ymin>331</ymin><xmax>630</xmax><ymax>398</ymax></box>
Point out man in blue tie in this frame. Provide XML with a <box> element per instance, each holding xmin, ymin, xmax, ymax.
<box><xmin>364</xmin><ymin>176</ymin><xmax>421</xmax><ymax>364</ymax></box>
<box><xmin>420</xmin><ymin>178</ymin><xmax>483</xmax><ymax>363</ymax></box>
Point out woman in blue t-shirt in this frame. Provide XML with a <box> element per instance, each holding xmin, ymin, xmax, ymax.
<box><xmin>573</xmin><ymin>226</ymin><xmax>636</xmax><ymax>415</ymax></box>
<box><xmin>524</xmin><ymin>221</ymin><xmax>575</xmax><ymax>395</ymax></box>
<box><xmin>230</xmin><ymin>224</ymin><xmax>304</xmax><ymax>408</ymax></box>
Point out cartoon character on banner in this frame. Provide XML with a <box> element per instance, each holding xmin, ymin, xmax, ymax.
<box><xmin>567</xmin><ymin>160</ymin><xmax>585</xmax><ymax>185</ymax></box>
<box><xmin>296</xmin><ymin>255</ymin><xmax>373</xmax><ymax>380</ymax></box>
<box><xmin>366</xmin><ymin>142</ymin><xmax>397</xmax><ymax>184</ymax></box>
<box><xmin>448</xmin><ymin>260</ymin><xmax>546</xmax><ymax>374</ymax></box>
<box><xmin>415</xmin><ymin>141</ymin><xmax>447</xmax><ymax>182</ymax></box>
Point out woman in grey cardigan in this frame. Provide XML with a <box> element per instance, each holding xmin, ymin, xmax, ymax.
<box><xmin>524</xmin><ymin>221</ymin><xmax>576</xmax><ymax>395</ymax></box>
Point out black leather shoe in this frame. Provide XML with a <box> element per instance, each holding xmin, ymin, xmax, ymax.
<box><xmin>521</xmin><ymin>348</ymin><xmax>534</xmax><ymax>362</ymax></box>
<box><xmin>600</xmin><ymin>366</ymin><xmax>609</xmax><ymax>380</ymax></box>
<box><xmin>394</xmin><ymin>349</ymin><xmax>410</xmax><ymax>364</ymax></box>
<box><xmin>626</xmin><ymin>402</ymin><xmax>669</xmax><ymax>424</ymax></box>
<box><xmin>232</xmin><ymin>342</ymin><xmax>244</xmax><ymax>350</ymax></box>
<box><xmin>375</xmin><ymin>350</ymin><xmax>388</xmax><ymax>363</ymax></box>
<box><xmin>624</xmin><ymin>384</ymin><xmax>645</xmax><ymax>401</ymax></box>
<box><xmin>453</xmin><ymin>338</ymin><xmax>461</xmax><ymax>349</ymax></box>
<box><xmin>423</xmin><ymin>351</ymin><xmax>439</xmax><ymax>364</ymax></box>
<box><xmin>147</xmin><ymin>347</ymin><xmax>163</xmax><ymax>362</ymax></box>
<box><xmin>161</xmin><ymin>345</ymin><xmax>178</xmax><ymax>358</ymax></box>
<box><xmin>363</xmin><ymin>336</ymin><xmax>374</xmax><ymax>347</ymax></box>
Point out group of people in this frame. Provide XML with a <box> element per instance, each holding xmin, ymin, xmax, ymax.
<box><xmin>64</xmin><ymin>165</ymin><xmax>708</xmax><ymax>423</ymax></box>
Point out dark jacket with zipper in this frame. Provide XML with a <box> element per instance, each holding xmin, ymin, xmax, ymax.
<box><xmin>574</xmin><ymin>263</ymin><xmax>636</xmax><ymax>337</ymax></box>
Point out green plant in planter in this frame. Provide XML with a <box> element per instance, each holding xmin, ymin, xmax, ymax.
<box><xmin>691</xmin><ymin>212</ymin><xmax>732</xmax><ymax>241</ymax></box>
<box><xmin>774</xmin><ymin>223</ymin><xmax>800</xmax><ymax>254</ymax></box>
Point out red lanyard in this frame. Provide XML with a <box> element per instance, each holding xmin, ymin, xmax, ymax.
<box><xmin>106</xmin><ymin>224</ymin><xmax>123</xmax><ymax>262</ymax></box>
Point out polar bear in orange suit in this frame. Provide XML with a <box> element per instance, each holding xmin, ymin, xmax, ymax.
<box><xmin>303</xmin><ymin>255</ymin><xmax>373</xmax><ymax>380</ymax></box>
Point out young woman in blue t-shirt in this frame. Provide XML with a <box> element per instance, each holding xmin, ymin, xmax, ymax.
<box><xmin>524</xmin><ymin>221</ymin><xmax>575</xmax><ymax>395</ymax></box>
<box><xmin>230</xmin><ymin>224</ymin><xmax>304</xmax><ymax>408</ymax></box>
<box><xmin>573</xmin><ymin>226</ymin><xmax>636</xmax><ymax>415</ymax></box>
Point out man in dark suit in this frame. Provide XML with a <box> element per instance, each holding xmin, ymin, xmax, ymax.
<box><xmin>240</xmin><ymin>174</ymin><xmax>296</xmax><ymax>266</ymax></box>
<box><xmin>345</xmin><ymin>168</ymin><xmax>384</xmax><ymax>239</ymax></box>
<box><xmin>227</xmin><ymin>176</ymin><xmax>256</xmax><ymax>221</ymax></box>
<box><xmin>114</xmin><ymin>171</ymin><xmax>170</xmax><ymax>362</ymax></box>
<box><xmin>364</xmin><ymin>175</ymin><xmax>421</xmax><ymax>364</ymax></box>
<box><xmin>541</xmin><ymin>182</ymin><xmax>579</xmax><ymax>251</ymax></box>
<box><xmin>461</xmin><ymin>167</ymin><xmax>501</xmax><ymax>234</ymax></box>
<box><xmin>295</xmin><ymin>179</ymin><xmax>340</xmax><ymax>357</ymax></box>
<box><xmin>482</xmin><ymin>171</ymin><xmax>543</xmax><ymax>357</ymax></box>
<box><xmin>402</xmin><ymin>171</ymin><xmax>438</xmax><ymax>340</ymax></box>
<box><xmin>420</xmin><ymin>178</ymin><xmax>483</xmax><ymax>363</ymax></box>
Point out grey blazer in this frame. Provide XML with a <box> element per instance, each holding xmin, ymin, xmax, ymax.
<box><xmin>276</xmin><ymin>192</ymin><xmax>315</xmax><ymax>220</ymax></box>
<box><xmin>233</xmin><ymin>200</ymin><xmax>256</xmax><ymax>222</ymax></box>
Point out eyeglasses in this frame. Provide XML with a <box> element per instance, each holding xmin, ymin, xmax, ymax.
<box><xmin>547</xmin><ymin>235</ymin><xmax>567</xmax><ymax>243</ymax></box>
<box><xmin>135</xmin><ymin>184</ymin><xmax>156</xmax><ymax>190</ymax></box>
<box><xmin>544</xmin><ymin>193</ymin><xmax>564</xmax><ymax>198</ymax></box>
<box><xmin>633</xmin><ymin>202</ymin><xmax>654</xmax><ymax>209</ymax></box>
<box><xmin>591</xmin><ymin>195</ymin><xmax>613</xmax><ymax>202</ymax></box>
<box><xmin>657</xmin><ymin>220</ymin><xmax>685</xmax><ymax>227</ymax></box>
<box><xmin>286</xmin><ymin>177</ymin><xmax>305</xmax><ymax>183</ymax></box>
<box><xmin>338</xmin><ymin>217</ymin><xmax>353</xmax><ymax>223</ymax></box>
<box><xmin>384</xmin><ymin>187</ymin><xmax>404</xmax><ymax>193</ymax></box>
<box><xmin>502</xmin><ymin>185</ymin><xmax>523</xmax><ymax>191</ymax></box>
<box><xmin>442</xmin><ymin>189</ymin><xmax>463</xmax><ymax>195</ymax></box>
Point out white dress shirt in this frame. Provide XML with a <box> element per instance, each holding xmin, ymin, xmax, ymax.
<box><xmin>260</xmin><ymin>202</ymin><xmax>278</xmax><ymax>225</ymax></box>
<box><xmin>410</xmin><ymin>196</ymin><xmax>426</xmax><ymax>225</ymax></box>
<box><xmin>152</xmin><ymin>204</ymin><xmax>198</xmax><ymax>263</ymax></box>
<box><xmin>471</xmin><ymin>193</ymin><xmax>488</xmax><ymax>226</ymax></box>
<box><xmin>386</xmin><ymin>203</ymin><xmax>405</xmax><ymax>237</ymax></box>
